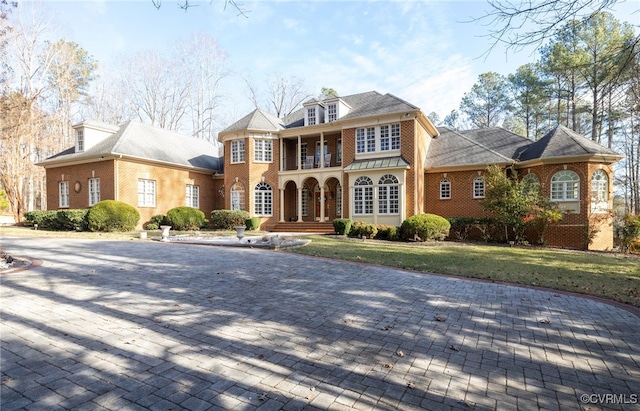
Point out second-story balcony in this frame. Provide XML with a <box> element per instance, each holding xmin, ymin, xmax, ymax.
<box><xmin>279</xmin><ymin>133</ymin><xmax>342</xmax><ymax>173</ymax></box>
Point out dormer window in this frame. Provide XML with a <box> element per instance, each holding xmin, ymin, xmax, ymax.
<box><xmin>77</xmin><ymin>130</ymin><xmax>84</xmax><ymax>152</ymax></box>
<box><xmin>327</xmin><ymin>103</ymin><xmax>337</xmax><ymax>122</ymax></box>
<box><xmin>307</xmin><ymin>107</ymin><xmax>316</xmax><ymax>126</ymax></box>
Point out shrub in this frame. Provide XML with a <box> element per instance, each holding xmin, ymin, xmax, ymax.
<box><xmin>165</xmin><ymin>207</ymin><xmax>206</xmax><ymax>231</ymax></box>
<box><xmin>210</xmin><ymin>209</ymin><xmax>250</xmax><ymax>230</ymax></box>
<box><xmin>57</xmin><ymin>209</ymin><xmax>89</xmax><ymax>231</ymax></box>
<box><xmin>332</xmin><ymin>218</ymin><xmax>352</xmax><ymax>235</ymax></box>
<box><xmin>616</xmin><ymin>214</ymin><xmax>640</xmax><ymax>253</ymax></box>
<box><xmin>349</xmin><ymin>221</ymin><xmax>378</xmax><ymax>239</ymax></box>
<box><xmin>87</xmin><ymin>200</ymin><xmax>140</xmax><ymax>232</ymax></box>
<box><xmin>144</xmin><ymin>214</ymin><xmax>167</xmax><ymax>230</ymax></box>
<box><xmin>400</xmin><ymin>213</ymin><xmax>450</xmax><ymax>241</ymax></box>
<box><xmin>24</xmin><ymin>210</ymin><xmax>60</xmax><ymax>230</ymax></box>
<box><xmin>201</xmin><ymin>219</ymin><xmax>210</xmax><ymax>229</ymax></box>
<box><xmin>375</xmin><ymin>225</ymin><xmax>400</xmax><ymax>241</ymax></box>
<box><xmin>245</xmin><ymin>217</ymin><xmax>260</xmax><ymax>230</ymax></box>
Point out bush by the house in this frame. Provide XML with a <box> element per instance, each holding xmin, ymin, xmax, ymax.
<box><xmin>332</xmin><ymin>218</ymin><xmax>352</xmax><ymax>235</ymax></box>
<box><xmin>401</xmin><ymin>213</ymin><xmax>450</xmax><ymax>241</ymax></box>
<box><xmin>87</xmin><ymin>200</ymin><xmax>140</xmax><ymax>232</ymax></box>
<box><xmin>375</xmin><ymin>225</ymin><xmax>400</xmax><ymax>241</ymax></box>
<box><xmin>165</xmin><ymin>207</ymin><xmax>206</xmax><ymax>231</ymax></box>
<box><xmin>349</xmin><ymin>221</ymin><xmax>378</xmax><ymax>239</ymax></box>
<box><xmin>144</xmin><ymin>214</ymin><xmax>167</xmax><ymax>230</ymax></box>
<box><xmin>57</xmin><ymin>209</ymin><xmax>89</xmax><ymax>231</ymax></box>
<box><xmin>24</xmin><ymin>210</ymin><xmax>89</xmax><ymax>231</ymax></box>
<box><xmin>245</xmin><ymin>217</ymin><xmax>260</xmax><ymax>230</ymax></box>
<box><xmin>616</xmin><ymin>214</ymin><xmax>640</xmax><ymax>253</ymax></box>
<box><xmin>210</xmin><ymin>209</ymin><xmax>250</xmax><ymax>230</ymax></box>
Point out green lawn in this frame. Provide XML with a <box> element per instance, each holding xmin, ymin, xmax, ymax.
<box><xmin>286</xmin><ymin>235</ymin><xmax>640</xmax><ymax>308</ymax></box>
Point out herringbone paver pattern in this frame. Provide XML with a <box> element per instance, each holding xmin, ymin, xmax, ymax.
<box><xmin>1</xmin><ymin>238</ymin><xmax>638</xmax><ymax>410</ymax></box>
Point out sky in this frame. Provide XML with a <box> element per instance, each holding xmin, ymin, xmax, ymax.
<box><xmin>23</xmin><ymin>0</ymin><xmax>640</xmax><ymax>129</ymax></box>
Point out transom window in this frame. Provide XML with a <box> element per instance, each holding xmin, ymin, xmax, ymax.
<box><xmin>138</xmin><ymin>179</ymin><xmax>156</xmax><ymax>207</ymax></box>
<box><xmin>230</xmin><ymin>182</ymin><xmax>245</xmax><ymax>211</ymax></box>
<box><xmin>551</xmin><ymin>170</ymin><xmax>579</xmax><ymax>201</ymax></box>
<box><xmin>254</xmin><ymin>139</ymin><xmax>273</xmax><ymax>162</ymax></box>
<box><xmin>254</xmin><ymin>182</ymin><xmax>273</xmax><ymax>216</ymax></box>
<box><xmin>440</xmin><ymin>178</ymin><xmax>451</xmax><ymax>199</ymax></box>
<box><xmin>186</xmin><ymin>184</ymin><xmax>199</xmax><ymax>208</ymax></box>
<box><xmin>473</xmin><ymin>176</ymin><xmax>485</xmax><ymax>198</ymax></box>
<box><xmin>89</xmin><ymin>178</ymin><xmax>100</xmax><ymax>206</ymax></box>
<box><xmin>353</xmin><ymin>176</ymin><xmax>373</xmax><ymax>215</ymax></box>
<box><xmin>59</xmin><ymin>181</ymin><xmax>69</xmax><ymax>208</ymax></box>
<box><xmin>356</xmin><ymin>123</ymin><xmax>401</xmax><ymax>154</ymax></box>
<box><xmin>231</xmin><ymin>140</ymin><xmax>245</xmax><ymax>163</ymax></box>
<box><xmin>591</xmin><ymin>170</ymin><xmax>608</xmax><ymax>213</ymax></box>
<box><xmin>378</xmin><ymin>174</ymin><xmax>399</xmax><ymax>215</ymax></box>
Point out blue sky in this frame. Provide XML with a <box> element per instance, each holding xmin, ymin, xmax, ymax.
<box><xmin>33</xmin><ymin>0</ymin><xmax>640</xmax><ymax>127</ymax></box>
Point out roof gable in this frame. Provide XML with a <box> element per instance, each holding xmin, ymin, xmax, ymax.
<box><xmin>221</xmin><ymin>109</ymin><xmax>284</xmax><ymax>133</ymax></box>
<box><xmin>517</xmin><ymin>125</ymin><xmax>621</xmax><ymax>161</ymax></box>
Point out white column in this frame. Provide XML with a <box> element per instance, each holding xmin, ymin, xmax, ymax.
<box><xmin>297</xmin><ymin>136</ymin><xmax>301</xmax><ymax>170</ymax></box>
<box><xmin>297</xmin><ymin>186</ymin><xmax>303</xmax><ymax>222</ymax></box>
<box><xmin>280</xmin><ymin>137</ymin><xmax>284</xmax><ymax>171</ymax></box>
<box><xmin>320</xmin><ymin>185</ymin><xmax>326</xmax><ymax>222</ymax></box>
<box><xmin>279</xmin><ymin>188</ymin><xmax>285</xmax><ymax>222</ymax></box>
<box><xmin>320</xmin><ymin>132</ymin><xmax>325</xmax><ymax>168</ymax></box>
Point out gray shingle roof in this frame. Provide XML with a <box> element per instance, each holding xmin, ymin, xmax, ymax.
<box><xmin>516</xmin><ymin>125</ymin><xmax>621</xmax><ymax>161</ymax></box>
<box><xmin>426</xmin><ymin>127</ymin><xmax>516</xmax><ymax>168</ymax></box>
<box><xmin>280</xmin><ymin>91</ymin><xmax>420</xmax><ymax>129</ymax></box>
<box><xmin>40</xmin><ymin>121</ymin><xmax>222</xmax><ymax>171</ymax></box>
<box><xmin>221</xmin><ymin>109</ymin><xmax>284</xmax><ymax>133</ymax></box>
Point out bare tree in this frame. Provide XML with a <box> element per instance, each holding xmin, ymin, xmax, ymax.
<box><xmin>244</xmin><ymin>74</ymin><xmax>312</xmax><ymax>118</ymax></box>
<box><xmin>151</xmin><ymin>0</ymin><xmax>249</xmax><ymax>16</ymax></box>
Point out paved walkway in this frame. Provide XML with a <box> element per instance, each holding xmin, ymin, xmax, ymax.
<box><xmin>1</xmin><ymin>237</ymin><xmax>639</xmax><ymax>410</ymax></box>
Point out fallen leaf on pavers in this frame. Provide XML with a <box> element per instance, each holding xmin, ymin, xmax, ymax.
<box><xmin>457</xmin><ymin>399</ymin><xmax>471</xmax><ymax>407</ymax></box>
<box><xmin>383</xmin><ymin>363</ymin><xmax>394</xmax><ymax>369</ymax></box>
<box><xmin>258</xmin><ymin>393</ymin><xmax>268</xmax><ymax>401</ymax></box>
<box><xmin>153</xmin><ymin>318</ymin><xmax>162</xmax><ymax>323</ymax></box>
<box><xmin>539</xmin><ymin>318</ymin><xmax>551</xmax><ymax>324</ymax></box>
<box><xmin>449</xmin><ymin>345</ymin><xmax>460</xmax><ymax>352</ymax></box>
<box><xmin>1</xmin><ymin>378</ymin><xmax>13</xmax><ymax>385</ymax></box>
<box><xmin>521</xmin><ymin>297</ymin><xmax>530</xmax><ymax>301</ymax></box>
<box><xmin>396</xmin><ymin>350</ymin><xmax>404</xmax><ymax>357</ymax></box>
<box><xmin>258</xmin><ymin>354</ymin><xmax>265</xmax><ymax>360</ymax></box>
<box><xmin>381</xmin><ymin>322</ymin><xmax>396</xmax><ymax>331</ymax></box>
<box><xmin>407</xmin><ymin>381</ymin><xmax>416</xmax><ymax>389</ymax></box>
<box><xmin>434</xmin><ymin>315</ymin><xmax>447</xmax><ymax>322</ymax></box>
<box><xmin>310</xmin><ymin>387</ymin><xmax>315</xmax><ymax>391</ymax></box>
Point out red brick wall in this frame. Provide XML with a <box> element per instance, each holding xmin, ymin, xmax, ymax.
<box><xmin>45</xmin><ymin>160</ymin><xmax>115</xmax><ymax>210</ymax></box>
<box><xmin>425</xmin><ymin>170</ymin><xmax>490</xmax><ymax>218</ymax></box>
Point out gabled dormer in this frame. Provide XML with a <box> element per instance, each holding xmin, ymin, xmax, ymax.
<box><xmin>323</xmin><ymin>96</ymin><xmax>351</xmax><ymax>123</ymax></box>
<box><xmin>72</xmin><ymin>121</ymin><xmax>120</xmax><ymax>152</ymax></box>
<box><xmin>303</xmin><ymin>99</ymin><xmax>324</xmax><ymax>126</ymax></box>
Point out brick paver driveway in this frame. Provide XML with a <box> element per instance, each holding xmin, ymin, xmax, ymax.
<box><xmin>1</xmin><ymin>237</ymin><xmax>639</xmax><ymax>410</ymax></box>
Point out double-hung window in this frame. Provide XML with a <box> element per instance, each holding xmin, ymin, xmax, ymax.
<box><xmin>307</xmin><ymin>108</ymin><xmax>316</xmax><ymax>125</ymax></box>
<box><xmin>440</xmin><ymin>178</ymin><xmax>451</xmax><ymax>199</ymax></box>
<box><xmin>473</xmin><ymin>176</ymin><xmax>485</xmax><ymax>198</ymax></box>
<box><xmin>77</xmin><ymin>130</ymin><xmax>84</xmax><ymax>152</ymax></box>
<box><xmin>88</xmin><ymin>178</ymin><xmax>100</xmax><ymax>206</ymax></box>
<box><xmin>230</xmin><ymin>183</ymin><xmax>245</xmax><ymax>211</ymax></box>
<box><xmin>186</xmin><ymin>184</ymin><xmax>199</xmax><ymax>208</ymax></box>
<box><xmin>327</xmin><ymin>103</ymin><xmax>337</xmax><ymax>122</ymax></box>
<box><xmin>254</xmin><ymin>140</ymin><xmax>272</xmax><ymax>162</ymax></box>
<box><xmin>138</xmin><ymin>179</ymin><xmax>156</xmax><ymax>207</ymax></box>
<box><xmin>591</xmin><ymin>170</ymin><xmax>608</xmax><ymax>213</ymax></box>
<box><xmin>356</xmin><ymin>123</ymin><xmax>401</xmax><ymax>154</ymax></box>
<box><xmin>59</xmin><ymin>181</ymin><xmax>69</xmax><ymax>208</ymax></box>
<box><xmin>231</xmin><ymin>140</ymin><xmax>245</xmax><ymax>163</ymax></box>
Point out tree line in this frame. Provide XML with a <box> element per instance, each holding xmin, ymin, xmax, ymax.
<box><xmin>429</xmin><ymin>11</ymin><xmax>639</xmax><ymax>213</ymax></box>
<box><xmin>1</xmin><ymin>2</ymin><xmax>638</xmax><ymax>221</ymax></box>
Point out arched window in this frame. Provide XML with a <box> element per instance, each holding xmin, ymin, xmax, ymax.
<box><xmin>591</xmin><ymin>170</ymin><xmax>608</xmax><ymax>213</ymax></box>
<box><xmin>551</xmin><ymin>170</ymin><xmax>579</xmax><ymax>201</ymax></box>
<box><xmin>254</xmin><ymin>182</ymin><xmax>272</xmax><ymax>216</ymax></box>
<box><xmin>230</xmin><ymin>182</ymin><xmax>245</xmax><ymax>211</ymax></box>
<box><xmin>354</xmin><ymin>176</ymin><xmax>373</xmax><ymax>215</ymax></box>
<box><xmin>440</xmin><ymin>178</ymin><xmax>451</xmax><ymax>199</ymax></box>
<box><xmin>473</xmin><ymin>176</ymin><xmax>485</xmax><ymax>198</ymax></box>
<box><xmin>522</xmin><ymin>173</ymin><xmax>540</xmax><ymax>195</ymax></box>
<box><xmin>378</xmin><ymin>174</ymin><xmax>399</xmax><ymax>214</ymax></box>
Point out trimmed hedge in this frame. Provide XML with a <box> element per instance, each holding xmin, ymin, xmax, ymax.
<box><xmin>332</xmin><ymin>218</ymin><xmax>352</xmax><ymax>235</ymax></box>
<box><xmin>87</xmin><ymin>200</ymin><xmax>140</xmax><ymax>232</ymax></box>
<box><xmin>165</xmin><ymin>207</ymin><xmax>205</xmax><ymax>231</ymax></box>
<box><xmin>400</xmin><ymin>213</ymin><xmax>450</xmax><ymax>241</ymax></box>
<box><xmin>144</xmin><ymin>214</ymin><xmax>167</xmax><ymax>230</ymax></box>
<box><xmin>375</xmin><ymin>225</ymin><xmax>400</xmax><ymax>241</ymax></box>
<box><xmin>349</xmin><ymin>221</ymin><xmax>378</xmax><ymax>239</ymax></box>
<box><xmin>24</xmin><ymin>210</ymin><xmax>89</xmax><ymax>231</ymax></box>
<box><xmin>210</xmin><ymin>209</ymin><xmax>250</xmax><ymax>230</ymax></box>
<box><xmin>245</xmin><ymin>217</ymin><xmax>260</xmax><ymax>231</ymax></box>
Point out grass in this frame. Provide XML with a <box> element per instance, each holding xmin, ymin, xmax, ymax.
<box><xmin>2</xmin><ymin>226</ymin><xmax>639</xmax><ymax>307</ymax></box>
<box><xmin>286</xmin><ymin>235</ymin><xmax>640</xmax><ymax>308</ymax></box>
